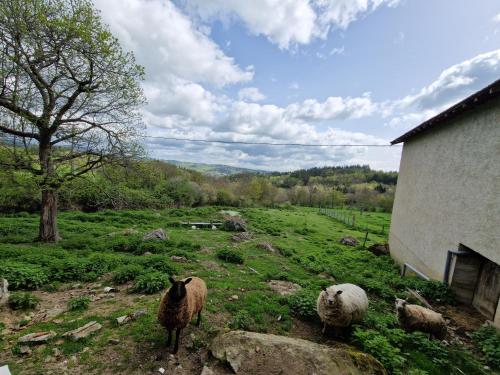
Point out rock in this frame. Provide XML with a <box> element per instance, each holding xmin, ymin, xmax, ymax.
<box><xmin>200</xmin><ymin>366</ymin><xmax>214</xmax><ymax>375</ymax></box>
<box><xmin>211</xmin><ymin>225</ymin><xmax>217</xmax><ymax>230</ymax></box>
<box><xmin>19</xmin><ymin>346</ymin><xmax>31</xmax><ymax>355</ymax></box>
<box><xmin>223</xmin><ymin>219</ymin><xmax>247</xmax><ymax>232</ymax></box>
<box><xmin>63</xmin><ymin>321</ymin><xmax>102</xmax><ymax>341</ymax></box>
<box><xmin>143</xmin><ymin>251</ymin><xmax>153</xmax><ymax>256</ymax></box>
<box><xmin>158</xmin><ymin>368</ymin><xmax>165</xmax><ymax>374</ymax></box>
<box><xmin>339</xmin><ymin>237</ymin><xmax>358</xmax><ymax>246</ymax></box>
<box><xmin>143</xmin><ymin>228</ymin><xmax>168</xmax><ymax>241</ymax></box>
<box><xmin>257</xmin><ymin>242</ymin><xmax>276</xmax><ymax>253</ymax></box>
<box><xmin>18</xmin><ymin>331</ymin><xmax>56</xmax><ymax>344</ymax></box>
<box><xmin>171</xmin><ymin>255</ymin><xmax>189</xmax><ymax>263</ymax></box>
<box><xmin>117</xmin><ymin>316</ymin><xmax>130</xmax><ymax>325</ymax></box>
<box><xmin>129</xmin><ymin>310</ymin><xmax>147</xmax><ymax>319</ymax></box>
<box><xmin>267</xmin><ymin>280</ymin><xmax>302</xmax><ymax>296</ymax></box>
<box><xmin>191</xmin><ymin>225</ymin><xmax>197</xmax><ymax>230</ymax></box>
<box><xmin>45</xmin><ymin>307</ymin><xmax>65</xmax><ymax>319</ymax></box>
<box><xmin>210</xmin><ymin>330</ymin><xmax>387</xmax><ymax>375</ymax></box>
<box><xmin>231</xmin><ymin>232</ymin><xmax>252</xmax><ymax>242</ymax></box>
<box><xmin>0</xmin><ymin>279</ymin><xmax>9</xmax><ymax>307</ymax></box>
<box><xmin>103</xmin><ymin>287</ymin><xmax>117</xmax><ymax>293</ymax></box>
<box><xmin>228</xmin><ymin>295</ymin><xmax>239</xmax><ymax>301</ymax></box>
<box><xmin>108</xmin><ymin>338</ymin><xmax>120</xmax><ymax>345</ymax></box>
<box><xmin>367</xmin><ymin>243</ymin><xmax>390</xmax><ymax>256</ymax></box>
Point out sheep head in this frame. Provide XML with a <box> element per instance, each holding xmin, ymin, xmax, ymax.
<box><xmin>395</xmin><ymin>298</ymin><xmax>407</xmax><ymax>312</ymax></box>
<box><xmin>168</xmin><ymin>277</ymin><xmax>192</xmax><ymax>302</ymax></box>
<box><xmin>321</xmin><ymin>285</ymin><xmax>343</xmax><ymax>307</ymax></box>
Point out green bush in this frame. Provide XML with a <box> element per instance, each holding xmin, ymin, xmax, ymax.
<box><xmin>287</xmin><ymin>289</ymin><xmax>318</xmax><ymax>322</ymax></box>
<box><xmin>405</xmin><ymin>279</ymin><xmax>455</xmax><ymax>305</ymax></box>
<box><xmin>472</xmin><ymin>326</ymin><xmax>500</xmax><ymax>369</ymax></box>
<box><xmin>67</xmin><ymin>296</ymin><xmax>91</xmax><ymax>311</ymax></box>
<box><xmin>137</xmin><ymin>240</ymin><xmax>170</xmax><ymax>255</ymax></box>
<box><xmin>112</xmin><ymin>264</ymin><xmax>144</xmax><ymax>284</ymax></box>
<box><xmin>0</xmin><ymin>262</ymin><xmax>48</xmax><ymax>289</ymax></box>
<box><xmin>133</xmin><ymin>271</ymin><xmax>169</xmax><ymax>294</ymax></box>
<box><xmin>137</xmin><ymin>255</ymin><xmax>177</xmax><ymax>274</ymax></box>
<box><xmin>216</xmin><ymin>248</ymin><xmax>244</xmax><ymax>264</ymax></box>
<box><xmin>8</xmin><ymin>292</ymin><xmax>39</xmax><ymax>310</ymax></box>
<box><xmin>229</xmin><ymin>310</ymin><xmax>253</xmax><ymax>330</ymax></box>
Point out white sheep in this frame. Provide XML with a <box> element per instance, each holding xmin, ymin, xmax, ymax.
<box><xmin>395</xmin><ymin>298</ymin><xmax>446</xmax><ymax>339</ymax></box>
<box><xmin>317</xmin><ymin>283</ymin><xmax>369</xmax><ymax>335</ymax></box>
<box><xmin>158</xmin><ymin>276</ymin><xmax>207</xmax><ymax>354</ymax></box>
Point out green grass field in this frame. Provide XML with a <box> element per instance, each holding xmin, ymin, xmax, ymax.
<box><xmin>0</xmin><ymin>207</ymin><xmax>497</xmax><ymax>374</ymax></box>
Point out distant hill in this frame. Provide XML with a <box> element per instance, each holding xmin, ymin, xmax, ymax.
<box><xmin>166</xmin><ymin>160</ymin><xmax>273</xmax><ymax>177</ymax></box>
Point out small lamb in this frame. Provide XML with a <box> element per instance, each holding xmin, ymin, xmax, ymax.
<box><xmin>158</xmin><ymin>276</ymin><xmax>207</xmax><ymax>354</ymax></box>
<box><xmin>317</xmin><ymin>283</ymin><xmax>369</xmax><ymax>335</ymax></box>
<box><xmin>395</xmin><ymin>298</ymin><xmax>446</xmax><ymax>339</ymax></box>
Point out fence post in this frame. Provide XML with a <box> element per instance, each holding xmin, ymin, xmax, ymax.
<box><xmin>363</xmin><ymin>232</ymin><xmax>369</xmax><ymax>248</ymax></box>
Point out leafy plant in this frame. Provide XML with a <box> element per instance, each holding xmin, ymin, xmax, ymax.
<box><xmin>0</xmin><ymin>262</ymin><xmax>48</xmax><ymax>289</ymax></box>
<box><xmin>216</xmin><ymin>248</ymin><xmax>244</xmax><ymax>264</ymax></box>
<box><xmin>138</xmin><ymin>255</ymin><xmax>177</xmax><ymax>274</ymax></box>
<box><xmin>67</xmin><ymin>296</ymin><xmax>91</xmax><ymax>311</ymax></box>
<box><xmin>229</xmin><ymin>310</ymin><xmax>253</xmax><ymax>330</ymax></box>
<box><xmin>472</xmin><ymin>326</ymin><xmax>500</xmax><ymax>369</ymax></box>
<box><xmin>287</xmin><ymin>289</ymin><xmax>318</xmax><ymax>322</ymax></box>
<box><xmin>8</xmin><ymin>292</ymin><xmax>39</xmax><ymax>310</ymax></box>
<box><xmin>112</xmin><ymin>264</ymin><xmax>144</xmax><ymax>284</ymax></box>
<box><xmin>133</xmin><ymin>272</ymin><xmax>169</xmax><ymax>294</ymax></box>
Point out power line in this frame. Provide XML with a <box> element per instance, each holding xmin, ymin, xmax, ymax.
<box><xmin>143</xmin><ymin>135</ymin><xmax>401</xmax><ymax>147</ymax></box>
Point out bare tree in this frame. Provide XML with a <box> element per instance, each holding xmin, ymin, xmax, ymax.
<box><xmin>0</xmin><ymin>0</ymin><xmax>145</xmax><ymax>242</ymax></box>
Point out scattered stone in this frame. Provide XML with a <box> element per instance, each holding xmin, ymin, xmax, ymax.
<box><xmin>108</xmin><ymin>338</ymin><xmax>120</xmax><ymax>345</ymax></box>
<box><xmin>129</xmin><ymin>310</ymin><xmax>147</xmax><ymax>319</ymax></box>
<box><xmin>143</xmin><ymin>251</ymin><xmax>153</xmax><ymax>256</ymax></box>
<box><xmin>231</xmin><ymin>232</ymin><xmax>252</xmax><ymax>242</ymax></box>
<box><xmin>223</xmin><ymin>219</ymin><xmax>247</xmax><ymax>232</ymax></box>
<box><xmin>143</xmin><ymin>228</ymin><xmax>168</xmax><ymax>241</ymax></box>
<box><xmin>191</xmin><ymin>225</ymin><xmax>197</xmax><ymax>230</ymax></box>
<box><xmin>367</xmin><ymin>243</ymin><xmax>390</xmax><ymax>256</ymax></box>
<box><xmin>210</xmin><ymin>330</ymin><xmax>386</xmax><ymax>375</ymax></box>
<box><xmin>63</xmin><ymin>321</ymin><xmax>102</xmax><ymax>341</ymax></box>
<box><xmin>158</xmin><ymin>368</ymin><xmax>165</xmax><ymax>374</ymax></box>
<box><xmin>277</xmin><ymin>315</ymin><xmax>282</xmax><ymax>321</ymax></box>
<box><xmin>200</xmin><ymin>366</ymin><xmax>214</xmax><ymax>375</ymax></box>
<box><xmin>0</xmin><ymin>279</ymin><xmax>9</xmax><ymax>307</ymax></box>
<box><xmin>211</xmin><ymin>225</ymin><xmax>217</xmax><ymax>230</ymax></box>
<box><xmin>228</xmin><ymin>295</ymin><xmax>239</xmax><ymax>301</ymax></box>
<box><xmin>257</xmin><ymin>242</ymin><xmax>276</xmax><ymax>253</ymax></box>
<box><xmin>19</xmin><ymin>346</ymin><xmax>31</xmax><ymax>355</ymax></box>
<box><xmin>267</xmin><ymin>280</ymin><xmax>302</xmax><ymax>296</ymax></box>
<box><xmin>248</xmin><ymin>267</ymin><xmax>260</xmax><ymax>275</ymax></box>
<box><xmin>339</xmin><ymin>237</ymin><xmax>358</xmax><ymax>246</ymax></box>
<box><xmin>18</xmin><ymin>331</ymin><xmax>56</xmax><ymax>344</ymax></box>
<box><xmin>45</xmin><ymin>307</ymin><xmax>65</xmax><ymax>319</ymax></box>
<box><xmin>318</xmin><ymin>272</ymin><xmax>335</xmax><ymax>281</ymax></box>
<box><xmin>117</xmin><ymin>316</ymin><xmax>130</xmax><ymax>325</ymax></box>
<box><xmin>103</xmin><ymin>287</ymin><xmax>117</xmax><ymax>293</ymax></box>
<box><xmin>171</xmin><ymin>255</ymin><xmax>189</xmax><ymax>263</ymax></box>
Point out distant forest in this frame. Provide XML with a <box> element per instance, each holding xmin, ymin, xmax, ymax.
<box><xmin>0</xmin><ymin>153</ymin><xmax>397</xmax><ymax>213</ymax></box>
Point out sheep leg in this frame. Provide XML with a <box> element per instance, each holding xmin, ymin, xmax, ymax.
<box><xmin>322</xmin><ymin>322</ymin><xmax>327</xmax><ymax>335</ymax></box>
<box><xmin>166</xmin><ymin>330</ymin><xmax>172</xmax><ymax>347</ymax></box>
<box><xmin>196</xmin><ymin>311</ymin><xmax>202</xmax><ymax>326</ymax></box>
<box><xmin>172</xmin><ymin>328</ymin><xmax>181</xmax><ymax>354</ymax></box>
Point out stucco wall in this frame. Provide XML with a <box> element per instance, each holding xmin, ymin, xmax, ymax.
<box><xmin>389</xmin><ymin>97</ymin><xmax>500</xmax><ymax>281</ymax></box>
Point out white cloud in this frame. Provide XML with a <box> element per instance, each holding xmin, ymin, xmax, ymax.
<box><xmin>238</xmin><ymin>87</ymin><xmax>266</xmax><ymax>102</ymax></box>
<box><xmin>493</xmin><ymin>13</ymin><xmax>500</xmax><ymax>23</ymax></box>
<box><xmin>183</xmin><ymin>0</ymin><xmax>401</xmax><ymax>49</ymax></box>
<box><xmin>330</xmin><ymin>46</ymin><xmax>345</xmax><ymax>55</ymax></box>
<box><xmin>396</xmin><ymin>49</ymin><xmax>500</xmax><ymax>111</ymax></box>
<box><xmin>289</xmin><ymin>82</ymin><xmax>300</xmax><ymax>90</ymax></box>
<box><xmin>95</xmin><ymin>0</ymin><xmax>252</xmax><ymax>86</ymax></box>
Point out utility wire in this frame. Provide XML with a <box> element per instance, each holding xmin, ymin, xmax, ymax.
<box><xmin>143</xmin><ymin>135</ymin><xmax>401</xmax><ymax>147</ymax></box>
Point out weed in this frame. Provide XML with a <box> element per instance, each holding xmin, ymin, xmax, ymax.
<box><xmin>0</xmin><ymin>262</ymin><xmax>48</xmax><ymax>290</ymax></box>
<box><xmin>68</xmin><ymin>296</ymin><xmax>91</xmax><ymax>311</ymax></box>
<box><xmin>8</xmin><ymin>292</ymin><xmax>39</xmax><ymax>310</ymax></box>
<box><xmin>472</xmin><ymin>326</ymin><xmax>500</xmax><ymax>369</ymax></box>
<box><xmin>112</xmin><ymin>264</ymin><xmax>144</xmax><ymax>284</ymax></box>
<box><xmin>133</xmin><ymin>272</ymin><xmax>169</xmax><ymax>294</ymax></box>
<box><xmin>216</xmin><ymin>248</ymin><xmax>244</xmax><ymax>264</ymax></box>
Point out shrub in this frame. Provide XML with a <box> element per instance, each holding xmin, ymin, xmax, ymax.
<box><xmin>138</xmin><ymin>255</ymin><xmax>177</xmax><ymax>274</ymax></box>
<box><xmin>137</xmin><ymin>240</ymin><xmax>169</xmax><ymax>255</ymax></box>
<box><xmin>8</xmin><ymin>292</ymin><xmax>39</xmax><ymax>310</ymax></box>
<box><xmin>405</xmin><ymin>279</ymin><xmax>455</xmax><ymax>305</ymax></box>
<box><xmin>216</xmin><ymin>248</ymin><xmax>244</xmax><ymax>264</ymax></box>
<box><xmin>472</xmin><ymin>326</ymin><xmax>500</xmax><ymax>369</ymax></box>
<box><xmin>287</xmin><ymin>289</ymin><xmax>318</xmax><ymax>322</ymax></box>
<box><xmin>133</xmin><ymin>271</ymin><xmax>169</xmax><ymax>294</ymax></box>
<box><xmin>229</xmin><ymin>310</ymin><xmax>253</xmax><ymax>330</ymax></box>
<box><xmin>112</xmin><ymin>264</ymin><xmax>144</xmax><ymax>284</ymax></box>
<box><xmin>67</xmin><ymin>296</ymin><xmax>91</xmax><ymax>311</ymax></box>
<box><xmin>0</xmin><ymin>262</ymin><xmax>48</xmax><ymax>290</ymax></box>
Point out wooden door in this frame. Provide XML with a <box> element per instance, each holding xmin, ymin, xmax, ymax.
<box><xmin>472</xmin><ymin>260</ymin><xmax>500</xmax><ymax>320</ymax></box>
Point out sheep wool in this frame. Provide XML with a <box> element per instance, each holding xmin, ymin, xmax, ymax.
<box><xmin>317</xmin><ymin>283</ymin><xmax>369</xmax><ymax>328</ymax></box>
<box><xmin>395</xmin><ymin>298</ymin><xmax>446</xmax><ymax>339</ymax></box>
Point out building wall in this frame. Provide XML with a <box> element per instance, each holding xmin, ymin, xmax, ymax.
<box><xmin>389</xmin><ymin>97</ymin><xmax>500</xmax><ymax>323</ymax></box>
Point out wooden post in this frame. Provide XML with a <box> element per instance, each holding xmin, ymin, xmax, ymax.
<box><xmin>363</xmin><ymin>232</ymin><xmax>369</xmax><ymax>248</ymax></box>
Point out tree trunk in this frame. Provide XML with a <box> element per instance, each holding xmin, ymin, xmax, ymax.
<box><xmin>39</xmin><ymin>188</ymin><xmax>60</xmax><ymax>242</ymax></box>
<box><xmin>38</xmin><ymin>135</ymin><xmax>60</xmax><ymax>242</ymax></box>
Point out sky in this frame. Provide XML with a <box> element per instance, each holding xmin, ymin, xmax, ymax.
<box><xmin>93</xmin><ymin>0</ymin><xmax>500</xmax><ymax>172</ymax></box>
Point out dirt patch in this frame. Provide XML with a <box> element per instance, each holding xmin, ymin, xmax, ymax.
<box><xmin>267</xmin><ymin>280</ymin><xmax>302</xmax><ymax>296</ymax></box>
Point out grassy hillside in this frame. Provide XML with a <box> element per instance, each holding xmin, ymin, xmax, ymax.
<box><xmin>0</xmin><ymin>207</ymin><xmax>496</xmax><ymax>374</ymax></box>
<box><xmin>166</xmin><ymin>160</ymin><xmax>272</xmax><ymax>177</ymax></box>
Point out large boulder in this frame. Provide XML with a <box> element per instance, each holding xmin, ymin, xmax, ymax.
<box><xmin>143</xmin><ymin>228</ymin><xmax>168</xmax><ymax>241</ymax></box>
<box><xmin>211</xmin><ymin>331</ymin><xmax>386</xmax><ymax>375</ymax></box>
<box><xmin>367</xmin><ymin>243</ymin><xmax>389</xmax><ymax>256</ymax></box>
<box><xmin>223</xmin><ymin>219</ymin><xmax>247</xmax><ymax>232</ymax></box>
